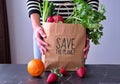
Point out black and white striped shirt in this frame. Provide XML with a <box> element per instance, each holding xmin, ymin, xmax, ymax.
<box><xmin>26</xmin><ymin>0</ymin><xmax>99</xmax><ymax>20</ymax></box>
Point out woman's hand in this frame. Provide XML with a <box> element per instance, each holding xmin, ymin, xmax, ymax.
<box><xmin>34</xmin><ymin>26</ymin><xmax>48</xmax><ymax>54</ymax></box>
<box><xmin>31</xmin><ymin>13</ymin><xmax>48</xmax><ymax>54</ymax></box>
<box><xmin>83</xmin><ymin>37</ymin><xmax>90</xmax><ymax>59</ymax></box>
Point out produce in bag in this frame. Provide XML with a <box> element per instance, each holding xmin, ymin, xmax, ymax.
<box><xmin>39</xmin><ymin>0</ymin><xmax>106</xmax><ymax>71</ymax></box>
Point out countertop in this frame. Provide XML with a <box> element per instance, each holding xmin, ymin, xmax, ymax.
<box><xmin>0</xmin><ymin>64</ymin><xmax>120</xmax><ymax>84</ymax></box>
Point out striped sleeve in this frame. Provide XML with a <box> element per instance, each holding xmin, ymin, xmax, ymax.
<box><xmin>26</xmin><ymin>0</ymin><xmax>99</xmax><ymax>18</ymax></box>
<box><xmin>87</xmin><ymin>0</ymin><xmax>99</xmax><ymax>10</ymax></box>
<box><xmin>26</xmin><ymin>0</ymin><xmax>41</xmax><ymax>17</ymax></box>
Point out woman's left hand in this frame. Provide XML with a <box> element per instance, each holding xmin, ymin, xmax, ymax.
<box><xmin>83</xmin><ymin>37</ymin><xmax>90</xmax><ymax>59</ymax></box>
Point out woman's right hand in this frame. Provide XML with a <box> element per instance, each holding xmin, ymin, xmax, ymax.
<box><xmin>34</xmin><ymin>26</ymin><xmax>48</xmax><ymax>54</ymax></box>
<box><xmin>30</xmin><ymin>13</ymin><xmax>48</xmax><ymax>55</ymax></box>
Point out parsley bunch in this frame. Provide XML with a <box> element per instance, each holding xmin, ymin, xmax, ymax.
<box><xmin>65</xmin><ymin>0</ymin><xmax>106</xmax><ymax>45</ymax></box>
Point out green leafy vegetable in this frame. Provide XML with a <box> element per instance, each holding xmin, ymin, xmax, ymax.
<box><xmin>39</xmin><ymin>0</ymin><xmax>56</xmax><ymax>22</ymax></box>
<box><xmin>65</xmin><ymin>0</ymin><xmax>106</xmax><ymax>45</ymax></box>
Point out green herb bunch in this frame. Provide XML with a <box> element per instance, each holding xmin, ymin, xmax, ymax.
<box><xmin>39</xmin><ymin>0</ymin><xmax>56</xmax><ymax>22</ymax></box>
<box><xmin>65</xmin><ymin>0</ymin><xmax>106</xmax><ymax>45</ymax></box>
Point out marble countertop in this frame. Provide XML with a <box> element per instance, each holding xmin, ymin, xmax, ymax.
<box><xmin>0</xmin><ymin>64</ymin><xmax>120</xmax><ymax>84</ymax></box>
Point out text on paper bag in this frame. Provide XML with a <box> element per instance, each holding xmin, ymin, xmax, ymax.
<box><xmin>56</xmin><ymin>37</ymin><xmax>75</xmax><ymax>55</ymax></box>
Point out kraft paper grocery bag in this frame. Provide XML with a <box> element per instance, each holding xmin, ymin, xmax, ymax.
<box><xmin>42</xmin><ymin>23</ymin><xmax>86</xmax><ymax>71</ymax></box>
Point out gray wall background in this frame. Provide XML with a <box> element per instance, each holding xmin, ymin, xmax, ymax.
<box><xmin>6</xmin><ymin>0</ymin><xmax>120</xmax><ymax>64</ymax></box>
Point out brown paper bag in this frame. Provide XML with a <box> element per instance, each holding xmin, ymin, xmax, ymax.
<box><xmin>42</xmin><ymin>23</ymin><xmax>86</xmax><ymax>71</ymax></box>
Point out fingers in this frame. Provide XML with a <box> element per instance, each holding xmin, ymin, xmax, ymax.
<box><xmin>35</xmin><ymin>35</ymin><xmax>48</xmax><ymax>46</ymax></box>
<box><xmin>34</xmin><ymin>26</ymin><xmax>48</xmax><ymax>54</ymax></box>
<box><xmin>83</xmin><ymin>39</ymin><xmax>90</xmax><ymax>52</ymax></box>
<box><xmin>37</xmin><ymin>27</ymin><xmax>47</xmax><ymax>38</ymax></box>
<box><xmin>36</xmin><ymin>38</ymin><xmax>48</xmax><ymax>54</ymax></box>
<box><xmin>84</xmin><ymin>49</ymin><xmax>89</xmax><ymax>59</ymax></box>
<box><xmin>83</xmin><ymin>44</ymin><xmax>90</xmax><ymax>52</ymax></box>
<box><xmin>83</xmin><ymin>36</ymin><xmax>90</xmax><ymax>59</ymax></box>
<box><xmin>38</xmin><ymin>43</ymin><xmax>47</xmax><ymax>55</ymax></box>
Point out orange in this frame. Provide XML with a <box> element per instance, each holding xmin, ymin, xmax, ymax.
<box><xmin>27</xmin><ymin>59</ymin><xmax>45</xmax><ymax>77</ymax></box>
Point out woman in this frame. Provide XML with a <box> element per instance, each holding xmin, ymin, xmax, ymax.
<box><xmin>26</xmin><ymin>0</ymin><xmax>99</xmax><ymax>59</ymax></box>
